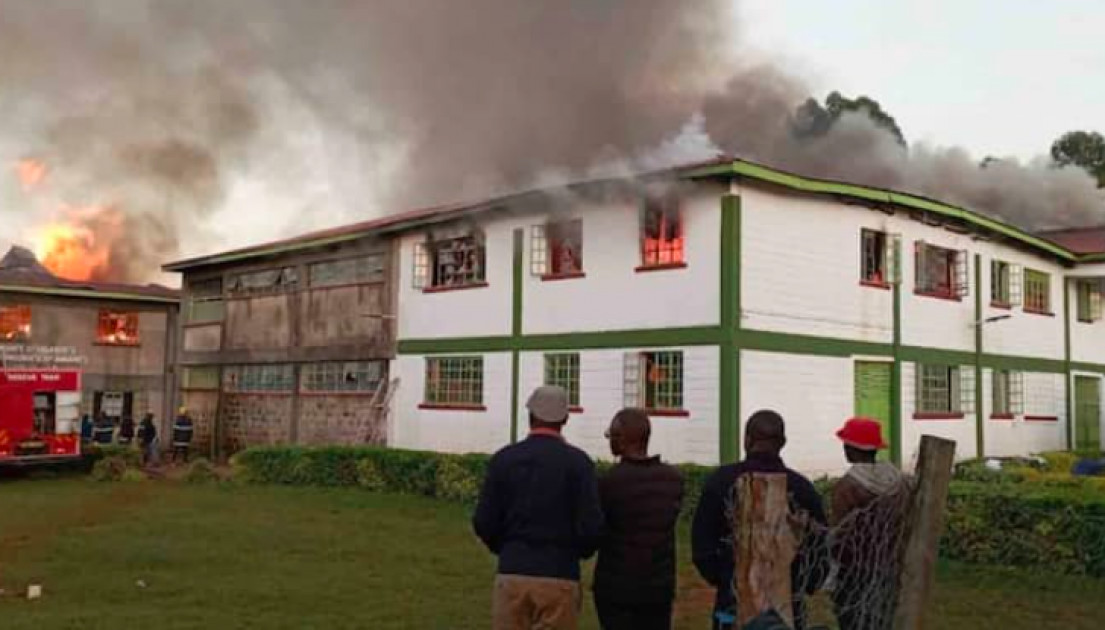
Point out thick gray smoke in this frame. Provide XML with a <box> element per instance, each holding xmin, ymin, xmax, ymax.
<box><xmin>0</xmin><ymin>0</ymin><xmax>1100</xmax><ymax>283</ymax></box>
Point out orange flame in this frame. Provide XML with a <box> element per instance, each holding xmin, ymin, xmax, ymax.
<box><xmin>14</xmin><ymin>158</ymin><xmax>48</xmax><ymax>192</ymax></box>
<box><xmin>33</xmin><ymin>205</ymin><xmax>119</xmax><ymax>281</ymax></box>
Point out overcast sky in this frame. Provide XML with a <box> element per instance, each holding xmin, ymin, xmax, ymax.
<box><xmin>742</xmin><ymin>0</ymin><xmax>1105</xmax><ymax>160</ymax></box>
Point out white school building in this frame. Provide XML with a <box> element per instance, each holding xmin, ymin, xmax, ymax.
<box><xmin>387</xmin><ymin>158</ymin><xmax>1105</xmax><ymax>475</ymax></box>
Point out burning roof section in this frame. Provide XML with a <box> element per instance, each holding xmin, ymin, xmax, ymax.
<box><xmin>163</xmin><ymin>156</ymin><xmax>1100</xmax><ymax>272</ymax></box>
<box><xmin>0</xmin><ymin>245</ymin><xmax>179</xmax><ymax>303</ymax></box>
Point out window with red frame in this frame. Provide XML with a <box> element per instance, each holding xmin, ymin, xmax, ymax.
<box><xmin>641</xmin><ymin>196</ymin><xmax>683</xmax><ymax>267</ymax></box>
<box><xmin>915</xmin><ymin>242</ymin><xmax>968</xmax><ymax>298</ymax></box>
<box><xmin>97</xmin><ymin>310</ymin><xmax>140</xmax><ymax>345</ymax></box>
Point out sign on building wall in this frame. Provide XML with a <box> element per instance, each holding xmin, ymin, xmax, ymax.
<box><xmin>0</xmin><ymin>345</ymin><xmax>85</xmax><ymax>369</ymax></box>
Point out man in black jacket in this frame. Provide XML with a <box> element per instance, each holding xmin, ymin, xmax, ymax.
<box><xmin>691</xmin><ymin>410</ymin><xmax>828</xmax><ymax>630</ymax></box>
<box><xmin>473</xmin><ymin>385</ymin><xmax>604</xmax><ymax>630</ymax></box>
<box><xmin>593</xmin><ymin>408</ymin><xmax>684</xmax><ymax>630</ymax></box>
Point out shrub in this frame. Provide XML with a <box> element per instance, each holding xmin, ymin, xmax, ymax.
<box><xmin>91</xmin><ymin>456</ymin><xmax>128</xmax><ymax>482</ymax></box>
<box><xmin>355</xmin><ymin>458</ymin><xmax>386</xmax><ymax>492</ymax></box>
<box><xmin>435</xmin><ymin>455</ymin><xmax>484</xmax><ymax>503</ymax></box>
<box><xmin>85</xmin><ymin>444</ymin><xmax>142</xmax><ymax>469</ymax></box>
<box><xmin>184</xmin><ymin>458</ymin><xmax>219</xmax><ymax>484</ymax></box>
<box><xmin>121</xmin><ymin>468</ymin><xmax>148</xmax><ymax>483</ymax></box>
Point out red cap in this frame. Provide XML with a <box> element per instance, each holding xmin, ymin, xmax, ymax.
<box><xmin>836</xmin><ymin>417</ymin><xmax>887</xmax><ymax>450</ymax></box>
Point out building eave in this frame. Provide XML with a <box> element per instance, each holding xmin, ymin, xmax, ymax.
<box><xmin>0</xmin><ymin>284</ymin><xmax>180</xmax><ymax>304</ymax></box>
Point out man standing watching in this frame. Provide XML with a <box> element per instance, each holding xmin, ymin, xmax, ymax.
<box><xmin>593</xmin><ymin>408</ymin><xmax>684</xmax><ymax>630</ymax></box>
<box><xmin>172</xmin><ymin>407</ymin><xmax>194</xmax><ymax>463</ymax></box>
<box><xmin>691</xmin><ymin>410</ymin><xmax>828</xmax><ymax>630</ymax></box>
<box><xmin>473</xmin><ymin>386</ymin><xmax>604</xmax><ymax>630</ymax></box>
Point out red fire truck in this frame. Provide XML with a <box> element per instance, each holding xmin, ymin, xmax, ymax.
<box><xmin>0</xmin><ymin>368</ymin><xmax>82</xmax><ymax>464</ymax></box>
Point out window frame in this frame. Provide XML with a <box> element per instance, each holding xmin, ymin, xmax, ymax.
<box><xmin>624</xmin><ymin>350</ymin><xmax>687</xmax><ymax>416</ymax></box>
<box><xmin>222</xmin><ymin>364</ymin><xmax>295</xmax><ymax>394</ymax></box>
<box><xmin>187</xmin><ymin>279</ymin><xmax>225</xmax><ymax>324</ymax></box>
<box><xmin>421</xmin><ymin>356</ymin><xmax>485</xmax><ymax>410</ymax></box>
<box><xmin>227</xmin><ymin>267</ymin><xmax>300</xmax><ymax>297</ymax></box>
<box><xmin>531</xmin><ymin>219</ymin><xmax>585</xmax><ymax>280</ymax></box>
<box><xmin>860</xmin><ymin>229</ymin><xmax>889</xmax><ymax>288</ymax></box>
<box><xmin>915</xmin><ymin>364</ymin><xmax>967</xmax><ymax>419</ymax></box>
<box><xmin>0</xmin><ymin>304</ymin><xmax>31</xmax><ymax>343</ymax></box>
<box><xmin>914</xmin><ymin>242</ymin><xmax>967</xmax><ymax>300</ymax></box>
<box><xmin>96</xmin><ymin>310</ymin><xmax>141</xmax><ymax>346</ymax></box>
<box><xmin>638</xmin><ymin>195</ymin><xmax>685</xmax><ymax>271</ymax></box>
<box><xmin>308</xmin><ymin>254</ymin><xmax>387</xmax><ymax>289</ymax></box>
<box><xmin>1076</xmin><ymin>279</ymin><xmax>1103</xmax><ymax>323</ymax></box>
<box><xmin>181</xmin><ymin>366</ymin><xmax>220</xmax><ymax>391</ymax></box>
<box><xmin>414</xmin><ymin>235</ymin><xmax>488</xmax><ymax>292</ymax></box>
<box><xmin>1023</xmin><ymin>268</ymin><xmax>1051</xmax><ymax>315</ymax></box>
<box><xmin>543</xmin><ymin>353</ymin><xmax>582</xmax><ymax>410</ymax></box>
<box><xmin>300</xmin><ymin>361</ymin><xmax>386</xmax><ymax>395</ymax></box>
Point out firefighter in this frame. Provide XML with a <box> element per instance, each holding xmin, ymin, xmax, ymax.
<box><xmin>92</xmin><ymin>412</ymin><xmax>115</xmax><ymax>445</ymax></box>
<box><xmin>117</xmin><ymin>415</ymin><xmax>136</xmax><ymax>446</ymax></box>
<box><xmin>138</xmin><ymin>413</ymin><xmax>159</xmax><ymax>467</ymax></box>
<box><xmin>172</xmin><ymin>407</ymin><xmax>194</xmax><ymax>463</ymax></box>
<box><xmin>80</xmin><ymin>414</ymin><xmax>94</xmax><ymax>444</ymax></box>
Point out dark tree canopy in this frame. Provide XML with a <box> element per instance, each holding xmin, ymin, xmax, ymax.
<box><xmin>792</xmin><ymin>91</ymin><xmax>907</xmax><ymax>147</ymax></box>
<box><xmin>1051</xmin><ymin>130</ymin><xmax>1105</xmax><ymax>187</ymax></box>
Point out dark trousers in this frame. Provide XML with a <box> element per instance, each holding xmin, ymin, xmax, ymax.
<box><xmin>172</xmin><ymin>445</ymin><xmax>190</xmax><ymax>463</ymax></box>
<box><xmin>595</xmin><ymin>597</ymin><xmax>672</xmax><ymax>630</ymax></box>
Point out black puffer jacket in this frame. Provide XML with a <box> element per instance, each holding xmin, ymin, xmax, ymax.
<box><xmin>593</xmin><ymin>456</ymin><xmax>684</xmax><ymax>604</ymax></box>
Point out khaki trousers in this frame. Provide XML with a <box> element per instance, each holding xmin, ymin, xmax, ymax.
<box><xmin>492</xmin><ymin>574</ymin><xmax>581</xmax><ymax>630</ymax></box>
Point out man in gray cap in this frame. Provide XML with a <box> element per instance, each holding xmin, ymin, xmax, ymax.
<box><xmin>473</xmin><ymin>385</ymin><xmax>604</xmax><ymax>630</ymax></box>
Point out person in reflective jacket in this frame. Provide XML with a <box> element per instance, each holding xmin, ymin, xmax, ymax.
<box><xmin>172</xmin><ymin>407</ymin><xmax>194</xmax><ymax>463</ymax></box>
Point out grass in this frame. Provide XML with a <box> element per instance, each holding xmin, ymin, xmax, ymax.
<box><xmin>0</xmin><ymin>479</ymin><xmax>1102</xmax><ymax>629</ymax></box>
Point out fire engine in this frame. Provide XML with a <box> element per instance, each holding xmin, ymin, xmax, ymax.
<box><xmin>0</xmin><ymin>367</ymin><xmax>82</xmax><ymax>464</ymax></box>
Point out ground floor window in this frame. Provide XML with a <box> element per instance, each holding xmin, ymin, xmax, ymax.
<box><xmin>543</xmin><ymin>353</ymin><xmax>581</xmax><ymax>407</ymax></box>
<box><xmin>301</xmin><ymin>361</ymin><xmax>386</xmax><ymax>394</ymax></box>
<box><xmin>624</xmin><ymin>350</ymin><xmax>684</xmax><ymax>413</ymax></box>
<box><xmin>916</xmin><ymin>364</ymin><xmax>966</xmax><ymax>416</ymax></box>
<box><xmin>223</xmin><ymin>365</ymin><xmax>295</xmax><ymax>393</ymax></box>
<box><xmin>424</xmin><ymin>356</ymin><xmax>483</xmax><ymax>407</ymax></box>
<box><xmin>991</xmin><ymin>370</ymin><xmax>1024</xmax><ymax>417</ymax></box>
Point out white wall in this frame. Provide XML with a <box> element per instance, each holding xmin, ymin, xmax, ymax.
<box><xmin>389</xmin><ymin>352</ymin><xmax>513</xmax><ymax>454</ymax></box>
<box><xmin>978</xmin><ymin>248</ymin><xmax>1065</xmax><ymax>360</ymax></box>
<box><xmin>982</xmin><ymin>368</ymin><xmax>1067</xmax><ymax>457</ymax></box>
<box><xmin>740</xmin><ymin>186</ymin><xmax>894</xmax><ymax>344</ymax></box>
<box><xmin>900</xmin><ymin>362</ymin><xmax>979</xmax><ymax>466</ymax></box>
<box><xmin>518</xmin><ymin>346</ymin><xmax>719</xmax><ymax>465</ymax></box>
<box><xmin>523</xmin><ymin>187</ymin><xmax>722</xmax><ymax>335</ymax></box>
<box><xmin>1069</xmin><ymin>280</ymin><xmax>1105</xmax><ymax>364</ymax></box>
<box><xmin>396</xmin><ymin>222</ymin><xmax>515</xmax><ymax>340</ymax></box>
<box><xmin>740</xmin><ymin>350</ymin><xmax>855</xmax><ymax>477</ymax></box>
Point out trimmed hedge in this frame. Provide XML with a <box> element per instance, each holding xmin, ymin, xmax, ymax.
<box><xmin>232</xmin><ymin>445</ymin><xmax>1105</xmax><ymax>577</ymax></box>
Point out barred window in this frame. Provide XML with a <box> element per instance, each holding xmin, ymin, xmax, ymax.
<box><xmin>188</xmin><ymin>279</ymin><xmax>224</xmax><ymax>323</ymax></box>
<box><xmin>424</xmin><ymin>356</ymin><xmax>483</xmax><ymax>406</ymax></box>
<box><xmin>414</xmin><ymin>235</ymin><xmax>486</xmax><ymax>290</ymax></box>
<box><xmin>991</xmin><ymin>261</ymin><xmax>1011</xmax><ymax>305</ymax></box>
<box><xmin>917</xmin><ymin>364</ymin><xmax>960</xmax><ymax>414</ymax></box>
<box><xmin>97</xmin><ymin>310</ymin><xmax>140</xmax><ymax>345</ymax></box>
<box><xmin>531</xmin><ymin>220</ymin><xmax>584</xmax><ymax>277</ymax></box>
<box><xmin>641</xmin><ymin>195</ymin><xmax>684</xmax><ymax>267</ymax></box>
<box><xmin>624</xmin><ymin>351</ymin><xmax>684</xmax><ymax>412</ymax></box>
<box><xmin>301</xmin><ymin>361</ymin><xmax>386</xmax><ymax>393</ymax></box>
<box><xmin>0</xmin><ymin>304</ymin><xmax>31</xmax><ymax>342</ymax></box>
<box><xmin>227</xmin><ymin>267</ymin><xmax>299</xmax><ymax>296</ymax></box>
<box><xmin>1023</xmin><ymin>269</ymin><xmax>1050</xmax><ymax>314</ymax></box>
<box><xmin>993</xmin><ymin>369</ymin><xmax>1011</xmax><ymax>415</ymax></box>
<box><xmin>544</xmin><ymin>353</ymin><xmax>581</xmax><ymax>407</ymax></box>
<box><xmin>915</xmin><ymin>243</ymin><xmax>966</xmax><ymax>298</ymax></box>
<box><xmin>182</xmin><ymin>366</ymin><xmax>220</xmax><ymax>390</ymax></box>
<box><xmin>309</xmin><ymin>255</ymin><xmax>386</xmax><ymax>288</ymax></box>
<box><xmin>861</xmin><ymin>229</ymin><xmax>887</xmax><ymax>285</ymax></box>
<box><xmin>223</xmin><ymin>364</ymin><xmax>295</xmax><ymax>393</ymax></box>
<box><xmin>1076</xmin><ymin>279</ymin><xmax>1103</xmax><ymax>323</ymax></box>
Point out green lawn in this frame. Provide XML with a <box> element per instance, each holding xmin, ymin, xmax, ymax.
<box><xmin>0</xmin><ymin>479</ymin><xmax>1102</xmax><ymax>629</ymax></box>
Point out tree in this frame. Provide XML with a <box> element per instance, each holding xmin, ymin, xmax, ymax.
<box><xmin>1051</xmin><ymin>131</ymin><xmax>1105</xmax><ymax>187</ymax></box>
<box><xmin>791</xmin><ymin>91</ymin><xmax>907</xmax><ymax>147</ymax></box>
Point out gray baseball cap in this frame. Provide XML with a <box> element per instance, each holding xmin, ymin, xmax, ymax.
<box><xmin>526</xmin><ymin>385</ymin><xmax>570</xmax><ymax>423</ymax></box>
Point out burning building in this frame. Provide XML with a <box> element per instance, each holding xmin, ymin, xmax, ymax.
<box><xmin>0</xmin><ymin>245</ymin><xmax>179</xmax><ymax>462</ymax></box>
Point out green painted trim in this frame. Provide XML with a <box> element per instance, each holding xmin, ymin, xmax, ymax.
<box><xmin>685</xmin><ymin>160</ymin><xmax>1076</xmax><ymax>262</ymax></box>
<box><xmin>982</xmin><ymin>354</ymin><xmax>1066</xmax><ymax>374</ymax></box>
<box><xmin>891</xmin><ymin>282</ymin><xmax>903</xmax><ymax>465</ymax></box>
<box><xmin>0</xmin><ymin>284</ymin><xmax>179</xmax><ymax>304</ymax></box>
<box><xmin>398</xmin><ymin>336</ymin><xmax>514</xmax><ymax>354</ymax></box>
<box><xmin>719</xmin><ymin>194</ymin><xmax>741</xmax><ymax>463</ymax></box>
<box><xmin>1071</xmin><ymin>362</ymin><xmax>1105</xmax><ymax>374</ymax></box>
<box><xmin>974</xmin><ymin>254</ymin><xmax>985</xmax><ymax>458</ymax></box>
<box><xmin>510</xmin><ymin>229</ymin><xmax>524</xmax><ymax>444</ymax></box>
<box><xmin>899</xmin><ymin>346</ymin><xmax>975</xmax><ymax>367</ymax></box>
<box><xmin>1064</xmin><ymin>278</ymin><xmax>1074</xmax><ymax>450</ymax></box>
<box><xmin>738</xmin><ymin>329</ymin><xmax>893</xmax><ymax>358</ymax></box>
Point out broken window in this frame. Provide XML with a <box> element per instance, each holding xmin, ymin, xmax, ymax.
<box><xmin>223</xmin><ymin>364</ymin><xmax>294</xmax><ymax>393</ymax></box>
<box><xmin>0</xmin><ymin>305</ymin><xmax>31</xmax><ymax>342</ymax></box>
<box><xmin>544</xmin><ymin>353</ymin><xmax>581</xmax><ymax>407</ymax></box>
<box><xmin>97</xmin><ymin>310</ymin><xmax>140</xmax><ymax>346</ymax></box>
<box><xmin>1023</xmin><ymin>269</ymin><xmax>1051</xmax><ymax>314</ymax></box>
<box><xmin>915</xmin><ymin>242</ymin><xmax>967</xmax><ymax>298</ymax></box>
<box><xmin>531</xmin><ymin>220</ymin><xmax>583</xmax><ymax>277</ymax></box>
<box><xmin>860</xmin><ymin>229</ymin><xmax>899</xmax><ymax>286</ymax></box>
<box><xmin>227</xmin><ymin>267</ymin><xmax>299</xmax><ymax>296</ymax></box>
<box><xmin>413</xmin><ymin>235</ymin><xmax>486</xmax><ymax>290</ymax></box>
<box><xmin>424</xmin><ymin>356</ymin><xmax>483</xmax><ymax>406</ymax></box>
<box><xmin>623</xmin><ymin>350</ymin><xmax>684</xmax><ymax>412</ymax></box>
<box><xmin>309</xmin><ymin>255</ymin><xmax>386</xmax><ymax>288</ymax></box>
<box><xmin>641</xmin><ymin>195</ymin><xmax>684</xmax><ymax>267</ymax></box>
<box><xmin>188</xmin><ymin>279</ymin><xmax>224</xmax><ymax>323</ymax></box>
<box><xmin>301</xmin><ymin>361</ymin><xmax>386</xmax><ymax>393</ymax></box>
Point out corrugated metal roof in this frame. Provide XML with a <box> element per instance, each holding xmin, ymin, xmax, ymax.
<box><xmin>1036</xmin><ymin>227</ymin><xmax>1105</xmax><ymax>255</ymax></box>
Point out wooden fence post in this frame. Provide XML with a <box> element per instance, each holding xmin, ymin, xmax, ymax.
<box><xmin>733</xmin><ymin>473</ymin><xmax>801</xmax><ymax>628</ymax></box>
<box><xmin>894</xmin><ymin>435</ymin><xmax>957</xmax><ymax>630</ymax></box>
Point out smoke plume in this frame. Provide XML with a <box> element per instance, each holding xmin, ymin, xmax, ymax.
<box><xmin>0</xmin><ymin>0</ymin><xmax>1101</xmax><ymax>284</ymax></box>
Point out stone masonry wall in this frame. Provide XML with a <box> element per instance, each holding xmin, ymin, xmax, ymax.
<box><xmin>297</xmin><ymin>395</ymin><xmax>385</xmax><ymax>446</ymax></box>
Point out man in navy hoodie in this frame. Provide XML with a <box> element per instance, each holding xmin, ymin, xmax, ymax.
<box><xmin>473</xmin><ymin>386</ymin><xmax>604</xmax><ymax>630</ymax></box>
